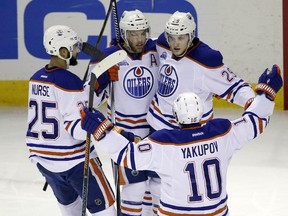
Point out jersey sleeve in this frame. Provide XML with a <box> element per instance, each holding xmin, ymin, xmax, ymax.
<box><xmin>54</xmin><ymin>71</ymin><xmax>88</xmax><ymax>140</ymax></box>
<box><xmin>227</xmin><ymin>94</ymin><xmax>274</xmax><ymax>151</ymax></box>
<box><xmin>96</xmin><ymin>130</ymin><xmax>162</xmax><ymax>172</ymax></box>
<box><xmin>188</xmin><ymin>41</ymin><xmax>255</xmax><ymax>107</ymax></box>
<box><xmin>202</xmin><ymin>64</ymin><xmax>255</xmax><ymax>107</ymax></box>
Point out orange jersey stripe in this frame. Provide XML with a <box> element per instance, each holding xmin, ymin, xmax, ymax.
<box><xmin>258</xmin><ymin>118</ymin><xmax>264</xmax><ymax>134</ymax></box>
<box><xmin>158</xmin><ymin>204</ymin><xmax>227</xmax><ymax>216</ymax></box>
<box><xmin>90</xmin><ymin>159</ymin><xmax>115</xmax><ymax>206</ymax></box>
<box><xmin>121</xmin><ymin>205</ymin><xmax>142</xmax><ymax>213</ymax></box>
<box><xmin>118</xmin><ymin>166</ymin><xmax>126</xmax><ymax>185</ymax></box>
<box><xmin>115</xmin><ymin>117</ymin><xmax>147</xmax><ymax>124</ymax></box>
<box><xmin>29</xmin><ymin>146</ymin><xmax>85</xmax><ymax>156</ymax></box>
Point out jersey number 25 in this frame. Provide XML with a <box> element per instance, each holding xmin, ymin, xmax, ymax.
<box><xmin>27</xmin><ymin>100</ymin><xmax>59</xmax><ymax>140</ymax></box>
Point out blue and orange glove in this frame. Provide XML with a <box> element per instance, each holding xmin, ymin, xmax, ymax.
<box><xmin>81</xmin><ymin>107</ymin><xmax>113</xmax><ymax>141</ymax></box>
<box><xmin>255</xmin><ymin>64</ymin><xmax>283</xmax><ymax>101</ymax></box>
<box><xmin>94</xmin><ymin>64</ymin><xmax>119</xmax><ymax>95</ymax></box>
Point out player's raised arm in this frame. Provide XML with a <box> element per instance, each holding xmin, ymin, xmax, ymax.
<box><xmin>229</xmin><ymin>64</ymin><xmax>283</xmax><ymax>148</ymax></box>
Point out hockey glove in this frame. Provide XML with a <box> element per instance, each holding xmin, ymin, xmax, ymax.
<box><xmin>81</xmin><ymin>107</ymin><xmax>114</xmax><ymax>141</ymax></box>
<box><xmin>255</xmin><ymin>64</ymin><xmax>283</xmax><ymax>101</ymax></box>
<box><xmin>94</xmin><ymin>65</ymin><xmax>119</xmax><ymax>95</ymax></box>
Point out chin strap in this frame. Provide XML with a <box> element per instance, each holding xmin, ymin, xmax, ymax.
<box><xmin>65</xmin><ymin>59</ymin><xmax>70</xmax><ymax>69</ymax></box>
<box><xmin>175</xmin><ymin>37</ymin><xmax>194</xmax><ymax>58</ymax></box>
<box><xmin>58</xmin><ymin>51</ymin><xmax>73</xmax><ymax>69</ymax></box>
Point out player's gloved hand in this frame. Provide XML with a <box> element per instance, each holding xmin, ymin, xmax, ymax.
<box><xmin>255</xmin><ymin>64</ymin><xmax>283</xmax><ymax>101</ymax></box>
<box><xmin>81</xmin><ymin>107</ymin><xmax>114</xmax><ymax>141</ymax></box>
<box><xmin>114</xmin><ymin>127</ymin><xmax>141</xmax><ymax>143</ymax></box>
<box><xmin>94</xmin><ymin>65</ymin><xmax>119</xmax><ymax>95</ymax></box>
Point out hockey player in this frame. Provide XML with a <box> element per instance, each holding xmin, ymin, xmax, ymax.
<box><xmin>80</xmin><ymin>64</ymin><xmax>283</xmax><ymax>216</ymax></box>
<box><xmin>144</xmin><ymin>11</ymin><xmax>256</xmax><ymax>211</ymax></box>
<box><xmin>146</xmin><ymin>11</ymin><xmax>256</xmax><ymax>131</ymax></box>
<box><xmin>86</xmin><ymin>10</ymin><xmax>159</xmax><ymax>216</ymax></box>
<box><xmin>26</xmin><ymin>25</ymin><xmax>116</xmax><ymax>216</ymax></box>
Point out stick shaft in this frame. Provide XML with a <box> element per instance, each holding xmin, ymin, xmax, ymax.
<box><xmin>81</xmin><ymin>73</ymin><xmax>96</xmax><ymax>216</ymax></box>
<box><xmin>111</xmin><ymin>1</ymin><xmax>121</xmax><ymax>215</ymax></box>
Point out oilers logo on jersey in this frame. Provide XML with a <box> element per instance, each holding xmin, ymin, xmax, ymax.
<box><xmin>157</xmin><ymin>64</ymin><xmax>178</xmax><ymax>97</ymax></box>
<box><xmin>123</xmin><ymin>66</ymin><xmax>154</xmax><ymax>99</ymax></box>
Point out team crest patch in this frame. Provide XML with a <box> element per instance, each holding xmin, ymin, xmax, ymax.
<box><xmin>118</xmin><ymin>60</ymin><xmax>129</xmax><ymax>66</ymax></box>
<box><xmin>157</xmin><ymin>64</ymin><xmax>178</xmax><ymax>97</ymax></box>
<box><xmin>123</xmin><ymin>66</ymin><xmax>154</xmax><ymax>98</ymax></box>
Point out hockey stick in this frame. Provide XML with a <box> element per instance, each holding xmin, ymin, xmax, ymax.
<box><xmin>112</xmin><ymin>0</ymin><xmax>120</xmax><ymax>42</ymax></box>
<box><xmin>81</xmin><ymin>49</ymin><xmax>127</xmax><ymax>216</ymax></box>
<box><xmin>82</xmin><ymin>42</ymin><xmax>106</xmax><ymax>60</ymax></box>
<box><xmin>42</xmin><ymin>181</ymin><xmax>48</xmax><ymax>191</ymax></box>
<box><xmin>110</xmin><ymin>1</ymin><xmax>122</xmax><ymax>215</ymax></box>
<box><xmin>82</xmin><ymin>0</ymin><xmax>114</xmax><ymax>83</ymax></box>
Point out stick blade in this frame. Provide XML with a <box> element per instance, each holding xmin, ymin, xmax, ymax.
<box><xmin>92</xmin><ymin>50</ymin><xmax>127</xmax><ymax>78</ymax></box>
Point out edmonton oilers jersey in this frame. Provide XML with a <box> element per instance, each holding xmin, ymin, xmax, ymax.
<box><xmin>89</xmin><ymin>39</ymin><xmax>159</xmax><ymax>138</ymax></box>
<box><xmin>146</xmin><ymin>33</ymin><xmax>255</xmax><ymax>130</ymax></box>
<box><xmin>26</xmin><ymin>66</ymin><xmax>97</xmax><ymax>172</ymax></box>
<box><xmin>97</xmin><ymin>94</ymin><xmax>273</xmax><ymax>216</ymax></box>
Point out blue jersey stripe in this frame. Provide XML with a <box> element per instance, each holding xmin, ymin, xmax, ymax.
<box><xmin>71</xmin><ymin>119</ymin><xmax>80</xmax><ymax>138</ymax></box>
<box><xmin>129</xmin><ymin>142</ymin><xmax>136</xmax><ymax>170</ymax></box>
<box><xmin>219</xmin><ymin>79</ymin><xmax>243</xmax><ymax>98</ymax></box>
<box><xmin>117</xmin><ymin>145</ymin><xmax>128</xmax><ymax>165</ymax></box>
<box><xmin>115</xmin><ymin>122</ymin><xmax>150</xmax><ymax>130</ymax></box>
<box><xmin>148</xmin><ymin>107</ymin><xmax>178</xmax><ymax>129</ymax></box>
<box><xmin>160</xmin><ymin>195</ymin><xmax>227</xmax><ymax>211</ymax></box>
<box><xmin>26</xmin><ymin>141</ymin><xmax>86</xmax><ymax>149</ymax></box>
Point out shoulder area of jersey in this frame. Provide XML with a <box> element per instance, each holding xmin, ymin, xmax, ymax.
<box><xmin>156</xmin><ymin>33</ymin><xmax>224</xmax><ymax>68</ymax></box>
<box><xmin>148</xmin><ymin>118</ymin><xmax>232</xmax><ymax>144</ymax></box>
<box><xmin>186</xmin><ymin>38</ymin><xmax>224</xmax><ymax>68</ymax></box>
<box><xmin>204</xmin><ymin>118</ymin><xmax>232</xmax><ymax>134</ymax></box>
<box><xmin>148</xmin><ymin>128</ymin><xmax>180</xmax><ymax>144</ymax></box>
<box><xmin>40</xmin><ymin>67</ymin><xmax>84</xmax><ymax>91</ymax></box>
<box><xmin>156</xmin><ymin>32</ymin><xmax>169</xmax><ymax>49</ymax></box>
<box><xmin>143</xmin><ymin>38</ymin><xmax>157</xmax><ymax>53</ymax></box>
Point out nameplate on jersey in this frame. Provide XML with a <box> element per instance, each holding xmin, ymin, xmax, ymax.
<box><xmin>31</xmin><ymin>83</ymin><xmax>50</xmax><ymax>97</ymax></box>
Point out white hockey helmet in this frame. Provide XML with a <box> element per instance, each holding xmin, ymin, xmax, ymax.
<box><xmin>43</xmin><ymin>25</ymin><xmax>82</xmax><ymax>60</ymax></box>
<box><xmin>165</xmin><ymin>11</ymin><xmax>196</xmax><ymax>49</ymax></box>
<box><xmin>119</xmin><ymin>9</ymin><xmax>150</xmax><ymax>44</ymax></box>
<box><xmin>173</xmin><ymin>92</ymin><xmax>204</xmax><ymax>125</ymax></box>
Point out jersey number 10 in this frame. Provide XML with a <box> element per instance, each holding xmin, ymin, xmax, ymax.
<box><xmin>185</xmin><ymin>158</ymin><xmax>222</xmax><ymax>202</ymax></box>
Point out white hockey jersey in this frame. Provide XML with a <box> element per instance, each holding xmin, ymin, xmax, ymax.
<box><xmin>146</xmin><ymin>33</ymin><xmax>255</xmax><ymax>130</ymax></box>
<box><xmin>96</xmin><ymin>95</ymin><xmax>274</xmax><ymax>215</ymax></box>
<box><xmin>88</xmin><ymin>39</ymin><xmax>159</xmax><ymax>138</ymax></box>
<box><xmin>26</xmin><ymin>66</ymin><xmax>97</xmax><ymax>172</ymax></box>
